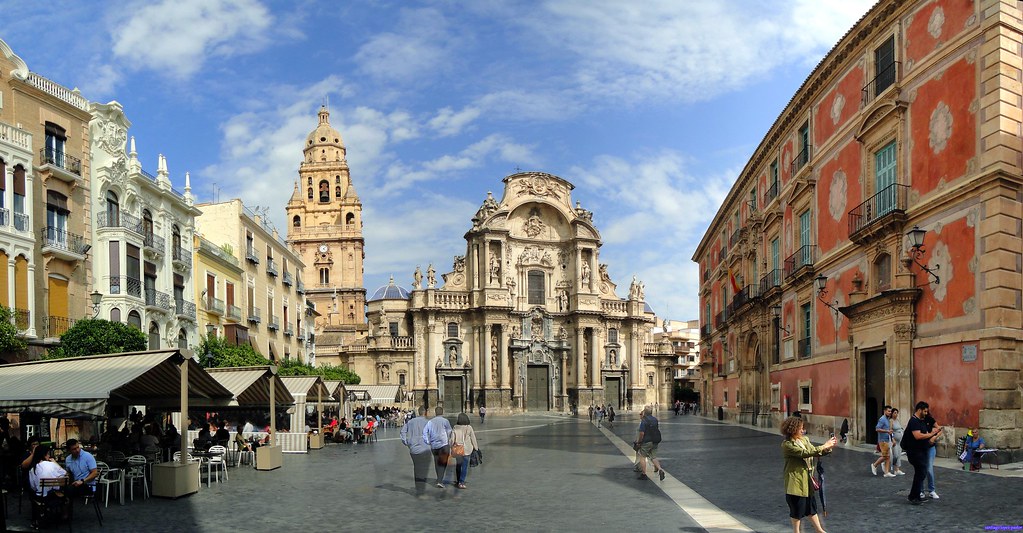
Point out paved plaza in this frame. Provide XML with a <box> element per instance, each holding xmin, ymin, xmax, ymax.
<box><xmin>4</xmin><ymin>413</ymin><xmax>1022</xmax><ymax>532</ymax></box>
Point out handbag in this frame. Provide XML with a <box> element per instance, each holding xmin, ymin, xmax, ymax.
<box><xmin>469</xmin><ymin>448</ymin><xmax>483</xmax><ymax>467</ymax></box>
<box><xmin>809</xmin><ymin>470</ymin><xmax>820</xmax><ymax>491</ymax></box>
<box><xmin>451</xmin><ymin>432</ymin><xmax>465</xmax><ymax>456</ymax></box>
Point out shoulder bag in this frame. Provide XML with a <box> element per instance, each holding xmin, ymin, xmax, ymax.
<box><xmin>451</xmin><ymin>430</ymin><xmax>466</xmax><ymax>457</ymax></box>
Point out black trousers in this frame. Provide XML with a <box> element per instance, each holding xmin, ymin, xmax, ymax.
<box><xmin>431</xmin><ymin>445</ymin><xmax>451</xmax><ymax>483</ymax></box>
<box><xmin>410</xmin><ymin>451</ymin><xmax>432</xmax><ymax>495</ymax></box>
<box><xmin>906</xmin><ymin>448</ymin><xmax>927</xmax><ymax>501</ymax></box>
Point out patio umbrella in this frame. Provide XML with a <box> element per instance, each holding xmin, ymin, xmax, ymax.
<box><xmin>816</xmin><ymin>459</ymin><xmax>828</xmax><ymax>517</ymax></box>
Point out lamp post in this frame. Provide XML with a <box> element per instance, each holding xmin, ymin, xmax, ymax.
<box><xmin>905</xmin><ymin>225</ymin><xmax>940</xmax><ymax>284</ymax></box>
<box><xmin>815</xmin><ymin>274</ymin><xmax>842</xmax><ymax>346</ymax></box>
<box><xmin>90</xmin><ymin>291</ymin><xmax>102</xmax><ymax>319</ymax></box>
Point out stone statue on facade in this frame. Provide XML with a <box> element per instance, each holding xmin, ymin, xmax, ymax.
<box><xmin>629</xmin><ymin>276</ymin><xmax>639</xmax><ymax>300</ymax></box>
<box><xmin>427</xmin><ymin>264</ymin><xmax>436</xmax><ymax>288</ymax></box>
<box><xmin>558</xmin><ymin>326</ymin><xmax>567</xmax><ymax>341</ymax></box>
<box><xmin>610</xmin><ymin>349</ymin><xmax>617</xmax><ymax>367</ymax></box>
<box><xmin>413</xmin><ymin>265</ymin><xmax>423</xmax><ymax>289</ymax></box>
<box><xmin>557</xmin><ymin>289</ymin><xmax>568</xmax><ymax>311</ymax></box>
<box><xmin>449</xmin><ymin>345</ymin><xmax>457</xmax><ymax>367</ymax></box>
<box><xmin>489</xmin><ymin>253</ymin><xmax>501</xmax><ymax>285</ymax></box>
<box><xmin>581</xmin><ymin>262</ymin><xmax>591</xmax><ymax>287</ymax></box>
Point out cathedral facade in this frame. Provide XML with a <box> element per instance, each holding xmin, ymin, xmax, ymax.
<box><xmin>359</xmin><ymin>171</ymin><xmax>655</xmax><ymax>412</ymax></box>
<box><xmin>285</xmin><ymin>107</ymin><xmax>367</xmax><ymax>361</ymax></box>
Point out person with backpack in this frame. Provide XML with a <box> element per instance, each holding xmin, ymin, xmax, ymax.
<box><xmin>634</xmin><ymin>406</ymin><xmax>665</xmax><ymax>480</ymax></box>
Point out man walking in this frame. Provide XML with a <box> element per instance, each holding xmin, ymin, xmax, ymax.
<box><xmin>871</xmin><ymin>405</ymin><xmax>896</xmax><ymax>477</ymax></box>
<box><xmin>634</xmin><ymin>407</ymin><xmax>665</xmax><ymax>481</ymax></box>
<box><xmin>479</xmin><ymin>405</ymin><xmax>487</xmax><ymax>425</ymax></box>
<box><xmin>423</xmin><ymin>406</ymin><xmax>453</xmax><ymax>488</ymax></box>
<box><xmin>904</xmin><ymin>401</ymin><xmax>942</xmax><ymax>505</ymax></box>
<box><xmin>588</xmin><ymin>404</ymin><xmax>594</xmax><ymax>423</ymax></box>
<box><xmin>400</xmin><ymin>407</ymin><xmax>432</xmax><ymax>498</ymax></box>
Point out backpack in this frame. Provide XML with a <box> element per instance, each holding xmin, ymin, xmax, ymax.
<box><xmin>643</xmin><ymin>417</ymin><xmax>662</xmax><ymax>444</ymax></box>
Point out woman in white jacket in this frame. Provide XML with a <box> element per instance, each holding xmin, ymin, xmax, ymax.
<box><xmin>451</xmin><ymin>413</ymin><xmax>479</xmax><ymax>489</ymax></box>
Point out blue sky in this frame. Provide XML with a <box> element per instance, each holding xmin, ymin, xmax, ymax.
<box><xmin>3</xmin><ymin>0</ymin><xmax>875</xmax><ymax>320</ymax></box>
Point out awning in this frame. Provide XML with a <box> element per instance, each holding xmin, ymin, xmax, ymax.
<box><xmin>0</xmin><ymin>349</ymin><xmax>234</xmax><ymax>419</ymax></box>
<box><xmin>322</xmin><ymin>380</ymin><xmax>346</xmax><ymax>401</ymax></box>
<box><xmin>206</xmin><ymin>366</ymin><xmax>294</xmax><ymax>406</ymax></box>
<box><xmin>280</xmin><ymin>376</ymin><xmax>329</xmax><ymax>399</ymax></box>
<box><xmin>346</xmin><ymin>385</ymin><xmax>403</xmax><ymax>404</ymax></box>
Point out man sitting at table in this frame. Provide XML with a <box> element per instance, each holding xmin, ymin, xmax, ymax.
<box><xmin>63</xmin><ymin>439</ymin><xmax>98</xmax><ymax>497</ymax></box>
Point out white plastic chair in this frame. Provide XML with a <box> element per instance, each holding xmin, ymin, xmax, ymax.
<box><xmin>95</xmin><ymin>461</ymin><xmax>122</xmax><ymax>507</ymax></box>
<box><xmin>207</xmin><ymin>445</ymin><xmax>229</xmax><ymax>483</ymax></box>
<box><xmin>172</xmin><ymin>452</ymin><xmax>202</xmax><ymax>490</ymax></box>
<box><xmin>124</xmin><ymin>455</ymin><xmax>149</xmax><ymax>501</ymax></box>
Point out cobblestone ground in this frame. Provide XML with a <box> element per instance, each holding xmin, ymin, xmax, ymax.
<box><xmin>4</xmin><ymin>412</ymin><xmax>1021</xmax><ymax>532</ymax></box>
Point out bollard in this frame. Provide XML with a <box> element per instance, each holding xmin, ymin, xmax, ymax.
<box><xmin>717</xmin><ymin>406</ymin><xmax>724</xmax><ymax>421</ymax></box>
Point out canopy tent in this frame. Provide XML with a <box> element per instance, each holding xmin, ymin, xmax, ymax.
<box><xmin>206</xmin><ymin>366</ymin><xmax>294</xmax><ymax>406</ymax></box>
<box><xmin>346</xmin><ymin>385</ymin><xmax>403</xmax><ymax>404</ymax></box>
<box><xmin>280</xmin><ymin>376</ymin><xmax>330</xmax><ymax>447</ymax></box>
<box><xmin>0</xmin><ymin>349</ymin><xmax>233</xmax><ymax>419</ymax></box>
<box><xmin>322</xmin><ymin>380</ymin><xmax>347</xmax><ymax>402</ymax></box>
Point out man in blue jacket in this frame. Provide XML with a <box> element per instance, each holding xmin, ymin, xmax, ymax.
<box><xmin>423</xmin><ymin>406</ymin><xmax>453</xmax><ymax>488</ymax></box>
<box><xmin>400</xmin><ymin>406</ymin><xmax>432</xmax><ymax>498</ymax></box>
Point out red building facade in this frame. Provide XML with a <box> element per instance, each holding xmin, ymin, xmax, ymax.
<box><xmin>694</xmin><ymin>0</ymin><xmax>1022</xmax><ymax>462</ymax></box>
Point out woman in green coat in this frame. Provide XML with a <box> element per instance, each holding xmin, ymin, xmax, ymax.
<box><xmin>781</xmin><ymin>416</ymin><xmax>836</xmax><ymax>533</ymax></box>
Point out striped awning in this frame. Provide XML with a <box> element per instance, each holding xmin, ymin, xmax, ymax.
<box><xmin>280</xmin><ymin>376</ymin><xmax>329</xmax><ymax>400</ymax></box>
<box><xmin>322</xmin><ymin>380</ymin><xmax>346</xmax><ymax>401</ymax></box>
<box><xmin>206</xmin><ymin>366</ymin><xmax>294</xmax><ymax>406</ymax></box>
<box><xmin>0</xmin><ymin>349</ymin><xmax>234</xmax><ymax>419</ymax></box>
<box><xmin>346</xmin><ymin>385</ymin><xmax>403</xmax><ymax>404</ymax></box>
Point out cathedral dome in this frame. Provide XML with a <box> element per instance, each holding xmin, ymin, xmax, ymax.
<box><xmin>304</xmin><ymin>105</ymin><xmax>345</xmax><ymax>152</ymax></box>
<box><xmin>369</xmin><ymin>276</ymin><xmax>410</xmax><ymax>301</ymax></box>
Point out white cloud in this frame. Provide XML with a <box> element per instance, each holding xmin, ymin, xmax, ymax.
<box><xmin>354</xmin><ymin>7</ymin><xmax>461</xmax><ymax>84</ymax></box>
<box><xmin>428</xmin><ymin>106</ymin><xmax>482</xmax><ymax>137</ymax></box>
<box><xmin>109</xmin><ymin>0</ymin><xmax>279</xmax><ymax>79</ymax></box>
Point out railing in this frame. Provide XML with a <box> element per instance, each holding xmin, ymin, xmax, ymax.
<box><xmin>717</xmin><ymin>247</ymin><xmax>727</xmax><ymax>263</ymax></box>
<box><xmin>283</xmin><ymin>271</ymin><xmax>293</xmax><ymax>286</ymax></box>
<box><xmin>143</xmin><ymin>232</ymin><xmax>165</xmax><ymax>251</ymax></box>
<box><xmin>140</xmin><ymin>168</ymin><xmax>158</xmax><ymax>182</ymax></box>
<box><xmin>26</xmin><ymin>73</ymin><xmax>89</xmax><ymax>110</ymax></box>
<box><xmin>266</xmin><ymin>258</ymin><xmax>278</xmax><ymax>277</ymax></box>
<box><xmin>848</xmin><ymin>183</ymin><xmax>909</xmax><ymax>236</ymax></box>
<box><xmin>602</xmin><ymin>299</ymin><xmax>627</xmax><ymax>314</ymax></box>
<box><xmin>715</xmin><ymin>308</ymin><xmax>729</xmax><ymax>328</ymax></box>
<box><xmin>435</xmin><ymin>292</ymin><xmax>469</xmax><ymax>308</ymax></box>
<box><xmin>0</xmin><ymin>121</ymin><xmax>32</xmax><ymax>151</ymax></box>
<box><xmin>791</xmin><ymin>144</ymin><xmax>811</xmax><ymax>176</ymax></box>
<box><xmin>862</xmin><ymin>61</ymin><xmax>901</xmax><ymax>105</ymax></box>
<box><xmin>40</xmin><ymin>147</ymin><xmax>82</xmax><ymax>176</ymax></box>
<box><xmin>0</xmin><ymin>207</ymin><xmax>7</xmax><ymax>227</ymax></box>
<box><xmin>798</xmin><ymin>337</ymin><xmax>812</xmax><ymax>359</ymax></box>
<box><xmin>700</xmin><ymin>324</ymin><xmax>712</xmax><ymax>337</ymax></box>
<box><xmin>245</xmin><ymin>246</ymin><xmax>260</xmax><ymax>264</ymax></box>
<box><xmin>296</xmin><ymin>280</ymin><xmax>305</xmax><ymax>294</ymax></box>
<box><xmin>226</xmin><ymin>304</ymin><xmax>242</xmax><ymax>320</ymax></box>
<box><xmin>41</xmin><ymin>227</ymin><xmax>90</xmax><ymax>255</ymax></box>
<box><xmin>784</xmin><ymin>245</ymin><xmax>818</xmax><ymax>280</ymax></box>
<box><xmin>765</xmin><ymin>180</ymin><xmax>779</xmax><ymax>204</ymax></box>
<box><xmin>13</xmin><ymin>212</ymin><xmax>29</xmax><ymax>232</ymax></box>
<box><xmin>247</xmin><ymin>307</ymin><xmax>261</xmax><ymax>324</ymax></box>
<box><xmin>284</xmin><ymin>325</ymin><xmax>294</xmax><ymax>337</ymax></box>
<box><xmin>342</xmin><ymin>343</ymin><xmax>368</xmax><ymax>353</ymax></box>
<box><xmin>175</xmin><ymin>299</ymin><xmax>196</xmax><ymax>319</ymax></box>
<box><xmin>97</xmin><ymin>211</ymin><xmax>143</xmax><ymax>233</ymax></box>
<box><xmin>390</xmin><ymin>336</ymin><xmax>414</xmax><ymax>349</ymax></box>
<box><xmin>172</xmin><ymin>246</ymin><xmax>192</xmax><ymax>267</ymax></box>
<box><xmin>144</xmin><ymin>288</ymin><xmax>172</xmax><ymax>310</ymax></box>
<box><xmin>732</xmin><ymin>284</ymin><xmax>760</xmax><ymax>309</ymax></box>
<box><xmin>267</xmin><ymin>318</ymin><xmax>280</xmax><ymax>331</ymax></box>
<box><xmin>759</xmin><ymin>269</ymin><xmax>783</xmax><ymax>294</ymax></box>
<box><xmin>206</xmin><ymin>296</ymin><xmax>225</xmax><ymax>315</ymax></box>
<box><xmin>198</xmin><ymin>237</ymin><xmax>239</xmax><ymax>267</ymax></box>
<box><xmin>109</xmin><ymin>276</ymin><xmax>143</xmax><ymax>298</ymax></box>
<box><xmin>46</xmin><ymin>316</ymin><xmax>75</xmax><ymax>338</ymax></box>
<box><xmin>729</xmin><ymin>227</ymin><xmax>742</xmax><ymax>248</ymax></box>
<box><xmin>14</xmin><ymin>308</ymin><xmax>30</xmax><ymax>330</ymax></box>
<box><xmin>297</xmin><ymin>330</ymin><xmax>306</xmax><ymax>341</ymax></box>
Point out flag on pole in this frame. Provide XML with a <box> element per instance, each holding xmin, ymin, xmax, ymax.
<box><xmin>728</xmin><ymin>267</ymin><xmax>741</xmax><ymax>293</ymax></box>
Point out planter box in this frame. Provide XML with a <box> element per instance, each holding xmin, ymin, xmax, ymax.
<box><xmin>152</xmin><ymin>461</ymin><xmax>199</xmax><ymax>499</ymax></box>
<box><xmin>256</xmin><ymin>445</ymin><xmax>283</xmax><ymax>471</ymax></box>
<box><xmin>309</xmin><ymin>433</ymin><xmax>324</xmax><ymax>450</ymax></box>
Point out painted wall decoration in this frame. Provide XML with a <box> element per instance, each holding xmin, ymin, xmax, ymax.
<box><xmin>912</xmin><ymin>214</ymin><xmax>977</xmax><ymax>323</ymax></box>
<box><xmin>909</xmin><ymin>56</ymin><xmax>977</xmax><ymax>197</ymax></box>
<box><xmin>904</xmin><ymin>0</ymin><xmax>977</xmax><ymax>70</ymax></box>
<box><xmin>814</xmin><ymin>63</ymin><xmax>865</xmax><ymax>146</ymax></box>
<box><xmin>816</xmin><ymin>141</ymin><xmax>863</xmax><ymax>254</ymax></box>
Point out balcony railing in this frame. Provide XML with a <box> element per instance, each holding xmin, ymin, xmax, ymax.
<box><xmin>46</xmin><ymin>316</ymin><xmax>75</xmax><ymax>338</ymax></box>
<box><xmin>97</xmin><ymin>211</ymin><xmax>143</xmax><ymax>233</ymax></box>
<box><xmin>784</xmin><ymin>245</ymin><xmax>818</xmax><ymax>280</ymax></box>
<box><xmin>143</xmin><ymin>232</ymin><xmax>165</xmax><ymax>252</ymax></box>
<box><xmin>175</xmin><ymin>299</ymin><xmax>196</xmax><ymax>319</ymax></box>
<box><xmin>267</xmin><ymin>318</ymin><xmax>280</xmax><ymax>331</ymax></box>
<box><xmin>732</xmin><ymin>284</ymin><xmax>761</xmax><ymax>310</ymax></box>
<box><xmin>791</xmin><ymin>144</ymin><xmax>812</xmax><ymax>176</ymax></box>
<box><xmin>700</xmin><ymin>324</ymin><xmax>712</xmax><ymax>338</ymax></box>
<box><xmin>266</xmin><ymin>258</ymin><xmax>278</xmax><ymax>277</ymax></box>
<box><xmin>714</xmin><ymin>308</ymin><xmax>729</xmax><ymax>328</ymax></box>
<box><xmin>797</xmin><ymin>337</ymin><xmax>812</xmax><ymax>359</ymax></box>
<box><xmin>284</xmin><ymin>325</ymin><xmax>294</xmax><ymax>337</ymax></box>
<box><xmin>759</xmin><ymin>269</ymin><xmax>783</xmax><ymax>295</ymax></box>
<box><xmin>390</xmin><ymin>336</ymin><xmax>414</xmax><ymax>349</ymax></box>
<box><xmin>729</xmin><ymin>227</ymin><xmax>742</xmax><ymax>248</ymax></box>
<box><xmin>172</xmin><ymin>246</ymin><xmax>192</xmax><ymax>267</ymax></box>
<box><xmin>717</xmin><ymin>247</ymin><xmax>727</xmax><ymax>264</ymax></box>
<box><xmin>765</xmin><ymin>180</ymin><xmax>779</xmax><ymax>204</ymax></box>
<box><xmin>144</xmin><ymin>288</ymin><xmax>172</xmax><ymax>310</ymax></box>
<box><xmin>41</xmin><ymin>227</ymin><xmax>90</xmax><ymax>256</ymax></box>
<box><xmin>296</xmin><ymin>280</ymin><xmax>305</xmax><ymax>294</ymax></box>
<box><xmin>862</xmin><ymin>61</ymin><xmax>901</xmax><ymax>105</ymax></box>
<box><xmin>13</xmin><ymin>212</ymin><xmax>29</xmax><ymax>232</ymax></box>
<box><xmin>109</xmin><ymin>276</ymin><xmax>143</xmax><ymax>298</ymax></box>
<box><xmin>206</xmin><ymin>296</ymin><xmax>225</xmax><ymax>315</ymax></box>
<box><xmin>14</xmin><ymin>308</ymin><xmax>30</xmax><ymax>331</ymax></box>
<box><xmin>848</xmin><ymin>183</ymin><xmax>909</xmax><ymax>237</ymax></box>
<box><xmin>0</xmin><ymin>207</ymin><xmax>7</xmax><ymax>227</ymax></box>
<box><xmin>40</xmin><ymin>147</ymin><xmax>82</xmax><ymax>176</ymax></box>
<box><xmin>245</xmin><ymin>246</ymin><xmax>260</xmax><ymax>264</ymax></box>
<box><xmin>297</xmin><ymin>331</ymin><xmax>306</xmax><ymax>341</ymax></box>
<box><xmin>248</xmin><ymin>307</ymin><xmax>261</xmax><ymax>324</ymax></box>
<box><xmin>282</xmin><ymin>271</ymin><xmax>293</xmax><ymax>286</ymax></box>
<box><xmin>226</xmin><ymin>304</ymin><xmax>242</xmax><ymax>321</ymax></box>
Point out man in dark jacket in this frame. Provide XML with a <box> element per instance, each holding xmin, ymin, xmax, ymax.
<box><xmin>634</xmin><ymin>407</ymin><xmax>665</xmax><ymax>481</ymax></box>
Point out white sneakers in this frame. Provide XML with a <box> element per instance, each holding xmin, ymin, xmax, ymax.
<box><xmin>883</xmin><ymin>472</ymin><xmax>897</xmax><ymax>478</ymax></box>
<box><xmin>929</xmin><ymin>491</ymin><xmax>940</xmax><ymax>499</ymax></box>
<box><xmin>920</xmin><ymin>491</ymin><xmax>940</xmax><ymax>500</ymax></box>
<box><xmin>871</xmin><ymin>464</ymin><xmax>878</xmax><ymax>476</ymax></box>
<box><xmin>896</xmin><ymin>470</ymin><xmax>907</xmax><ymax>476</ymax></box>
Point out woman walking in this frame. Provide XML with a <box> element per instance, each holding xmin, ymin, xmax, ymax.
<box><xmin>890</xmin><ymin>408</ymin><xmax>907</xmax><ymax>475</ymax></box>
<box><xmin>450</xmin><ymin>413</ymin><xmax>479</xmax><ymax>490</ymax></box>
<box><xmin>781</xmin><ymin>416</ymin><xmax>836</xmax><ymax>533</ymax></box>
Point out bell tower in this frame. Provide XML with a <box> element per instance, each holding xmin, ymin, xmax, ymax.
<box><xmin>286</xmin><ymin>106</ymin><xmax>367</xmax><ymax>341</ymax></box>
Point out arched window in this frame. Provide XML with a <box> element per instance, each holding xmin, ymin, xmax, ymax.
<box><xmin>345</xmin><ymin>212</ymin><xmax>355</xmax><ymax>225</ymax></box>
<box><xmin>177</xmin><ymin>329</ymin><xmax>188</xmax><ymax>349</ymax></box>
<box><xmin>148</xmin><ymin>322</ymin><xmax>160</xmax><ymax>350</ymax></box>
<box><xmin>105</xmin><ymin>190</ymin><xmax>119</xmax><ymax>226</ymax></box>
<box><xmin>307</xmin><ymin>177</ymin><xmax>312</xmax><ymax>186</ymax></box>
<box><xmin>142</xmin><ymin>209</ymin><xmax>154</xmax><ymax>245</ymax></box>
<box><xmin>528</xmin><ymin>270</ymin><xmax>545</xmax><ymax>305</ymax></box>
<box><xmin>447</xmin><ymin>322</ymin><xmax>458</xmax><ymax>338</ymax></box>
<box><xmin>127</xmin><ymin>310</ymin><xmax>142</xmax><ymax>329</ymax></box>
<box><xmin>307</xmin><ymin>188</ymin><xmax>313</xmax><ymax>199</ymax></box>
<box><xmin>335</xmin><ymin>186</ymin><xmax>341</xmax><ymax>198</ymax></box>
<box><xmin>319</xmin><ymin>181</ymin><xmax>329</xmax><ymax>202</ymax></box>
<box><xmin>172</xmin><ymin>225</ymin><xmax>181</xmax><ymax>252</ymax></box>
<box><xmin>874</xmin><ymin>254</ymin><xmax>891</xmax><ymax>291</ymax></box>
<box><xmin>335</xmin><ymin>176</ymin><xmax>340</xmax><ymax>185</ymax></box>
<box><xmin>110</xmin><ymin>307</ymin><xmax>121</xmax><ymax>322</ymax></box>
<box><xmin>293</xmin><ymin>215</ymin><xmax>301</xmax><ymax>227</ymax></box>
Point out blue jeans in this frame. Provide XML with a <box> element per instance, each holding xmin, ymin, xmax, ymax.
<box><xmin>926</xmin><ymin>446</ymin><xmax>936</xmax><ymax>492</ymax></box>
<box><xmin>456</xmin><ymin>456</ymin><xmax>469</xmax><ymax>484</ymax></box>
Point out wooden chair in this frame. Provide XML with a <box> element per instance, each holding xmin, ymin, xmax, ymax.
<box><xmin>31</xmin><ymin>477</ymin><xmax>70</xmax><ymax>532</ymax></box>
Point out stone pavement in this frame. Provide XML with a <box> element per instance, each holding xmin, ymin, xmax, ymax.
<box><xmin>4</xmin><ymin>413</ymin><xmax>1021</xmax><ymax>532</ymax></box>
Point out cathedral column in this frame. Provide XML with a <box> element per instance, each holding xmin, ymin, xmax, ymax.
<box><xmin>576</xmin><ymin>248</ymin><xmax>583</xmax><ymax>292</ymax></box>
<box><xmin>589</xmin><ymin>327</ymin><xmax>600</xmax><ymax>388</ymax></box>
<box><xmin>500</xmin><ymin>328</ymin><xmax>511</xmax><ymax>390</ymax></box>
<box><xmin>426</xmin><ymin>317</ymin><xmax>435</xmax><ymax>389</ymax></box>
<box><xmin>629</xmin><ymin>327</ymin><xmax>641</xmax><ymax>388</ymax></box>
<box><xmin>483</xmin><ymin>324</ymin><xmax>492</xmax><ymax>387</ymax></box>
<box><xmin>470</xmin><ymin>325</ymin><xmax>480</xmax><ymax>387</ymax></box>
<box><xmin>576</xmin><ymin>326</ymin><xmax>585</xmax><ymax>389</ymax></box>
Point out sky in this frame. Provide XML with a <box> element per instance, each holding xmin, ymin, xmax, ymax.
<box><xmin>2</xmin><ymin>0</ymin><xmax>876</xmax><ymax>321</ymax></box>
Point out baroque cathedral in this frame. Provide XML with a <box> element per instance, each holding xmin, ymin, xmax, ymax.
<box><xmin>360</xmin><ymin>171</ymin><xmax>656</xmax><ymax>412</ymax></box>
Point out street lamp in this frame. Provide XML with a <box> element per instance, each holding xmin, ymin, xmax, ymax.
<box><xmin>90</xmin><ymin>291</ymin><xmax>102</xmax><ymax>318</ymax></box>
<box><xmin>905</xmin><ymin>225</ymin><xmax>940</xmax><ymax>285</ymax></box>
<box><xmin>814</xmin><ymin>275</ymin><xmax>841</xmax><ymax>313</ymax></box>
<box><xmin>204</xmin><ymin>323</ymin><xmax>216</xmax><ymax>367</ymax></box>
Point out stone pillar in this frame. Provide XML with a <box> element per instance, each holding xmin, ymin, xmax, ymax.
<box><xmin>6</xmin><ymin>259</ymin><xmax>14</xmax><ymax>316</ymax></box>
<box><xmin>500</xmin><ymin>328</ymin><xmax>511</xmax><ymax>389</ymax></box>
<box><xmin>470</xmin><ymin>325</ymin><xmax>480</xmax><ymax>386</ymax></box>
<box><xmin>426</xmin><ymin>318</ymin><xmax>435</xmax><ymax>389</ymax></box>
<box><xmin>576</xmin><ymin>248</ymin><xmax>583</xmax><ymax>292</ymax></box>
<box><xmin>26</xmin><ymin>263</ymin><xmax>36</xmax><ymax>337</ymax></box>
<box><xmin>576</xmin><ymin>326</ymin><xmax>585</xmax><ymax>388</ymax></box>
<box><xmin>589</xmin><ymin>327</ymin><xmax>599</xmax><ymax>388</ymax></box>
<box><xmin>483</xmin><ymin>324</ymin><xmax>492</xmax><ymax>386</ymax></box>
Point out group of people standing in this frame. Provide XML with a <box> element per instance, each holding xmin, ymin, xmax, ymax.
<box><xmin>400</xmin><ymin>406</ymin><xmax>480</xmax><ymax>497</ymax></box>
<box><xmin>672</xmin><ymin>400</ymin><xmax>698</xmax><ymax>416</ymax></box>
<box><xmin>588</xmin><ymin>404</ymin><xmax>616</xmax><ymax>428</ymax></box>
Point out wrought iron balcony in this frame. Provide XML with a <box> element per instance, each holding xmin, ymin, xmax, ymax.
<box><xmin>791</xmin><ymin>144</ymin><xmax>812</xmax><ymax>176</ymax></box>
<box><xmin>714</xmin><ymin>308</ymin><xmax>729</xmax><ymax>328</ymax></box>
<box><xmin>729</xmin><ymin>227</ymin><xmax>742</xmax><ymax>248</ymax></box>
<box><xmin>172</xmin><ymin>246</ymin><xmax>191</xmax><ymax>268</ymax></box>
<box><xmin>206</xmin><ymin>296</ymin><xmax>225</xmax><ymax>315</ymax></box>
<box><xmin>266</xmin><ymin>258</ymin><xmax>278</xmax><ymax>277</ymax></box>
<box><xmin>46</xmin><ymin>316</ymin><xmax>75</xmax><ymax>338</ymax></box>
<box><xmin>143</xmin><ymin>232</ymin><xmax>165</xmax><ymax>253</ymax></box>
<box><xmin>97</xmin><ymin>211</ymin><xmax>143</xmax><ymax>233</ymax></box>
<box><xmin>862</xmin><ymin>61</ymin><xmax>901</xmax><ymax>105</ymax></box>
<box><xmin>784</xmin><ymin>245</ymin><xmax>818</xmax><ymax>281</ymax></box>
<box><xmin>717</xmin><ymin>247</ymin><xmax>727</xmax><ymax>264</ymax></box>
<box><xmin>296</xmin><ymin>280</ymin><xmax>305</xmax><ymax>294</ymax></box>
<box><xmin>765</xmin><ymin>180</ymin><xmax>779</xmax><ymax>204</ymax></box>
<box><xmin>267</xmin><ymin>317</ymin><xmax>280</xmax><ymax>331</ymax></box>
<box><xmin>109</xmin><ymin>276</ymin><xmax>143</xmax><ymax>298</ymax></box>
<box><xmin>0</xmin><ymin>207</ymin><xmax>7</xmax><ymax>227</ymax></box>
<box><xmin>245</xmin><ymin>246</ymin><xmax>260</xmax><ymax>264</ymax></box>
<box><xmin>283</xmin><ymin>271</ymin><xmax>293</xmax><ymax>286</ymax></box>
<box><xmin>848</xmin><ymin>183</ymin><xmax>909</xmax><ymax>242</ymax></box>
<box><xmin>13</xmin><ymin>212</ymin><xmax>29</xmax><ymax>232</ymax></box>
<box><xmin>700</xmin><ymin>324</ymin><xmax>712</xmax><ymax>338</ymax></box>
<box><xmin>144</xmin><ymin>288</ymin><xmax>172</xmax><ymax>310</ymax></box>
<box><xmin>732</xmin><ymin>284</ymin><xmax>761</xmax><ymax>311</ymax></box>
<box><xmin>798</xmin><ymin>337</ymin><xmax>812</xmax><ymax>359</ymax></box>
<box><xmin>40</xmin><ymin>227</ymin><xmax>90</xmax><ymax>258</ymax></box>
<box><xmin>247</xmin><ymin>307</ymin><xmax>261</xmax><ymax>324</ymax></box>
<box><xmin>39</xmin><ymin>147</ymin><xmax>82</xmax><ymax>178</ymax></box>
<box><xmin>284</xmin><ymin>325</ymin><xmax>294</xmax><ymax>337</ymax></box>
<box><xmin>226</xmin><ymin>304</ymin><xmax>242</xmax><ymax>321</ymax></box>
<box><xmin>175</xmin><ymin>299</ymin><xmax>196</xmax><ymax>320</ymax></box>
<box><xmin>759</xmin><ymin>268</ymin><xmax>783</xmax><ymax>295</ymax></box>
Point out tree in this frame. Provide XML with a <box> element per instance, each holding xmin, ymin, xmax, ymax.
<box><xmin>277</xmin><ymin>359</ymin><xmax>361</xmax><ymax>384</ymax></box>
<box><xmin>0</xmin><ymin>306</ymin><xmax>27</xmax><ymax>355</ymax></box>
<box><xmin>198</xmin><ymin>334</ymin><xmax>270</xmax><ymax>368</ymax></box>
<box><xmin>46</xmin><ymin>318</ymin><xmax>147</xmax><ymax>359</ymax></box>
